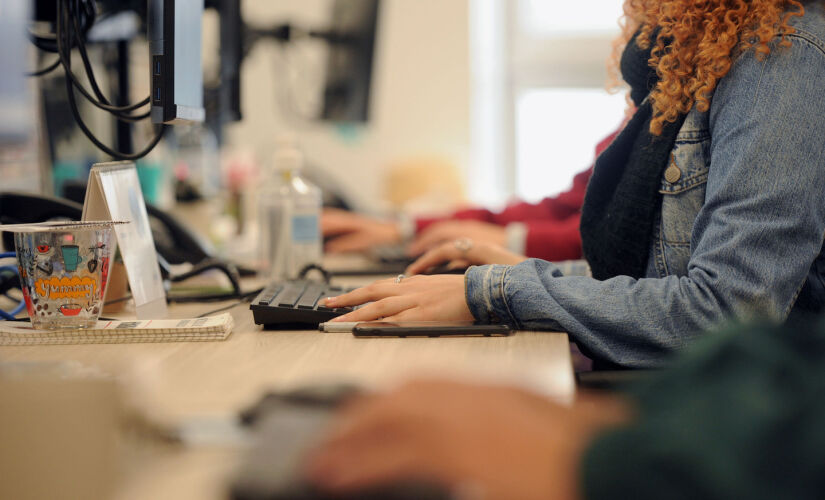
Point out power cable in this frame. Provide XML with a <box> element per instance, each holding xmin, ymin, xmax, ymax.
<box><xmin>56</xmin><ymin>0</ymin><xmax>164</xmax><ymax>160</ymax></box>
<box><xmin>67</xmin><ymin>0</ymin><xmax>150</xmax><ymax>117</ymax></box>
<box><xmin>26</xmin><ymin>58</ymin><xmax>62</xmax><ymax>77</ymax></box>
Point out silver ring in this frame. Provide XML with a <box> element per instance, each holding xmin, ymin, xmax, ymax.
<box><xmin>395</xmin><ymin>274</ymin><xmax>406</xmax><ymax>284</ymax></box>
<box><xmin>454</xmin><ymin>238</ymin><xmax>473</xmax><ymax>256</ymax></box>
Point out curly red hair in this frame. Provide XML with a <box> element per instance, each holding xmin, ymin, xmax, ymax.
<box><xmin>610</xmin><ymin>0</ymin><xmax>806</xmax><ymax>134</ymax></box>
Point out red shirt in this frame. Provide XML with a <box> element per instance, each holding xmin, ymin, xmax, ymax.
<box><xmin>415</xmin><ymin>129</ymin><xmax>620</xmax><ymax>262</ymax></box>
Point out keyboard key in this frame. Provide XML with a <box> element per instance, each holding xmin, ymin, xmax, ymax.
<box><xmin>274</xmin><ymin>283</ymin><xmax>307</xmax><ymax>307</ymax></box>
<box><xmin>296</xmin><ymin>285</ymin><xmax>325</xmax><ymax>309</ymax></box>
<box><xmin>257</xmin><ymin>285</ymin><xmax>283</xmax><ymax>305</ymax></box>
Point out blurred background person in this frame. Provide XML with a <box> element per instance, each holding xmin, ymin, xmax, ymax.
<box><xmin>322</xmin><ymin>128</ymin><xmax>621</xmax><ymax>267</ymax></box>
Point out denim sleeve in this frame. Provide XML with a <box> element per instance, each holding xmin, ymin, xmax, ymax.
<box><xmin>466</xmin><ymin>35</ymin><xmax>825</xmax><ymax>368</ymax></box>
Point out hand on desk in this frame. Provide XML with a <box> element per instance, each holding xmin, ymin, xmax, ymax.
<box><xmin>305</xmin><ymin>379</ymin><xmax>629</xmax><ymax>500</ymax></box>
<box><xmin>323</xmin><ymin>275</ymin><xmax>474</xmax><ymax>323</ymax></box>
<box><xmin>322</xmin><ymin>208</ymin><xmax>402</xmax><ymax>253</ymax></box>
<box><xmin>407</xmin><ymin>220</ymin><xmax>507</xmax><ymax>256</ymax></box>
<box><xmin>321</xmin><ymin>208</ymin><xmax>510</xmax><ymax>259</ymax></box>
<box><xmin>406</xmin><ymin>240</ymin><xmax>527</xmax><ymax>275</ymax></box>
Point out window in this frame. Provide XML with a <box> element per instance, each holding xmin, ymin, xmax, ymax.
<box><xmin>469</xmin><ymin>0</ymin><xmax>627</xmax><ymax>205</ymax></box>
<box><xmin>518</xmin><ymin>0</ymin><xmax>623</xmax><ymax>36</ymax></box>
<box><xmin>516</xmin><ymin>88</ymin><xmax>625</xmax><ymax>200</ymax></box>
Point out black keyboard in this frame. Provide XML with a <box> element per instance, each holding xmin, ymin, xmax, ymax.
<box><xmin>250</xmin><ymin>280</ymin><xmax>356</xmax><ymax>327</ymax></box>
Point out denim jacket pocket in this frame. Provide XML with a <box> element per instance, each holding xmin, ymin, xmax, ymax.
<box><xmin>653</xmin><ymin>128</ymin><xmax>711</xmax><ymax>277</ymax></box>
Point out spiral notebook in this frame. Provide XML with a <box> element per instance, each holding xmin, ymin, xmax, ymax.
<box><xmin>0</xmin><ymin>314</ymin><xmax>234</xmax><ymax>345</ymax></box>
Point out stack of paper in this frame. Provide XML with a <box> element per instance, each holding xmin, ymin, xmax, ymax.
<box><xmin>0</xmin><ymin>314</ymin><xmax>234</xmax><ymax>345</ymax></box>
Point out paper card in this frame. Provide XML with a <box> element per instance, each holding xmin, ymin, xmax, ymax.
<box><xmin>82</xmin><ymin>161</ymin><xmax>168</xmax><ymax>319</ymax></box>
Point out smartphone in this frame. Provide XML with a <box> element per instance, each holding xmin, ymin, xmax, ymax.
<box><xmin>352</xmin><ymin>321</ymin><xmax>512</xmax><ymax>338</ymax></box>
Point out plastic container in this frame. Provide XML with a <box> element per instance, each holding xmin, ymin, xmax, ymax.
<box><xmin>170</xmin><ymin>123</ymin><xmax>221</xmax><ymax>199</ymax></box>
<box><xmin>258</xmin><ymin>141</ymin><xmax>322</xmax><ymax>279</ymax></box>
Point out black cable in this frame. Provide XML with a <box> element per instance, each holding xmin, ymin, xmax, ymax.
<box><xmin>57</xmin><ymin>0</ymin><xmax>151</xmax><ymax>118</ymax></box>
<box><xmin>29</xmin><ymin>29</ymin><xmax>60</xmax><ymax>53</ymax></box>
<box><xmin>162</xmin><ymin>257</ymin><xmax>255</xmax><ymax>304</ymax></box>
<box><xmin>27</xmin><ymin>0</ymin><xmax>92</xmax><ymax>54</ymax></box>
<box><xmin>168</xmin><ymin>259</ymin><xmax>243</xmax><ymax>293</ymax></box>
<box><xmin>104</xmin><ymin>294</ymin><xmax>132</xmax><ymax>306</ymax></box>
<box><xmin>57</xmin><ymin>0</ymin><xmax>165</xmax><ymax>160</ymax></box>
<box><xmin>64</xmin><ymin>71</ymin><xmax>165</xmax><ymax>158</ymax></box>
<box><xmin>195</xmin><ymin>288</ymin><xmax>264</xmax><ymax>318</ymax></box>
<box><xmin>65</xmin><ymin>79</ymin><xmax>165</xmax><ymax>159</ymax></box>
<box><xmin>27</xmin><ymin>57</ymin><xmax>61</xmax><ymax>77</ymax></box>
<box><xmin>70</xmin><ymin>0</ymin><xmax>108</xmax><ymax>104</ymax></box>
<box><xmin>29</xmin><ymin>0</ymin><xmax>151</xmax><ymax>126</ymax></box>
<box><xmin>68</xmin><ymin>0</ymin><xmax>150</xmax><ymax>115</ymax></box>
<box><xmin>195</xmin><ymin>300</ymin><xmax>246</xmax><ymax>318</ymax></box>
<box><xmin>298</xmin><ymin>263</ymin><xmax>333</xmax><ymax>284</ymax></box>
<box><xmin>169</xmin><ymin>286</ymin><xmax>262</xmax><ymax>304</ymax></box>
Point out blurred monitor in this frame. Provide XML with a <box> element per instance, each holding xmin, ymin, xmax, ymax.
<box><xmin>0</xmin><ymin>0</ymin><xmax>32</xmax><ymax>144</ymax></box>
<box><xmin>148</xmin><ymin>0</ymin><xmax>206</xmax><ymax>124</ymax></box>
<box><xmin>321</xmin><ymin>0</ymin><xmax>380</xmax><ymax>123</ymax></box>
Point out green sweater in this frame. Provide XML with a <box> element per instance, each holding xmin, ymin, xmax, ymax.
<box><xmin>583</xmin><ymin>318</ymin><xmax>825</xmax><ymax>499</ymax></box>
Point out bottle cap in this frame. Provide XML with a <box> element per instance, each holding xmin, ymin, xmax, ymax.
<box><xmin>275</xmin><ymin>132</ymin><xmax>299</xmax><ymax>150</ymax></box>
<box><xmin>272</xmin><ymin>147</ymin><xmax>303</xmax><ymax>173</ymax></box>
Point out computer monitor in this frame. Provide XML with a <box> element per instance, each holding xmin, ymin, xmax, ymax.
<box><xmin>320</xmin><ymin>0</ymin><xmax>380</xmax><ymax>123</ymax></box>
<box><xmin>0</xmin><ymin>0</ymin><xmax>33</xmax><ymax>144</ymax></box>
<box><xmin>202</xmin><ymin>0</ymin><xmax>379</xmax><ymax>130</ymax></box>
<box><xmin>148</xmin><ymin>0</ymin><xmax>206</xmax><ymax>124</ymax></box>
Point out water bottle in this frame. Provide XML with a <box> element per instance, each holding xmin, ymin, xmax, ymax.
<box><xmin>170</xmin><ymin>123</ymin><xmax>220</xmax><ymax>199</ymax></box>
<box><xmin>258</xmin><ymin>142</ymin><xmax>323</xmax><ymax>279</ymax></box>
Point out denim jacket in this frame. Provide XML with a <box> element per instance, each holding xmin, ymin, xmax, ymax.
<box><xmin>465</xmin><ymin>4</ymin><xmax>825</xmax><ymax>368</ymax></box>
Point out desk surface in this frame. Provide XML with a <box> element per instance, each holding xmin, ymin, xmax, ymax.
<box><xmin>0</xmin><ymin>275</ymin><xmax>575</xmax><ymax>500</ymax></box>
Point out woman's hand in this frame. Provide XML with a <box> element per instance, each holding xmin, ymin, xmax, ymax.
<box><xmin>406</xmin><ymin>221</ymin><xmax>507</xmax><ymax>256</ymax></box>
<box><xmin>305</xmin><ymin>380</ymin><xmax>629</xmax><ymax>500</ymax></box>
<box><xmin>323</xmin><ymin>274</ymin><xmax>474</xmax><ymax>323</ymax></box>
<box><xmin>405</xmin><ymin>239</ymin><xmax>528</xmax><ymax>275</ymax></box>
<box><xmin>322</xmin><ymin>208</ymin><xmax>402</xmax><ymax>253</ymax></box>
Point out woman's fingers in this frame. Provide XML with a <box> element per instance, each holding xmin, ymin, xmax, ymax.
<box><xmin>323</xmin><ymin>279</ymin><xmax>399</xmax><ymax>308</ymax></box>
<box><xmin>330</xmin><ymin>295</ymin><xmax>417</xmax><ymax>323</ymax></box>
<box><xmin>446</xmin><ymin>259</ymin><xmax>471</xmax><ymax>270</ymax></box>
<box><xmin>324</xmin><ymin>275</ymin><xmax>472</xmax><ymax>323</ymax></box>
<box><xmin>379</xmin><ymin>308</ymin><xmax>422</xmax><ymax>323</ymax></box>
<box><xmin>325</xmin><ymin>233</ymin><xmax>372</xmax><ymax>253</ymax></box>
<box><xmin>405</xmin><ymin>245</ymin><xmax>460</xmax><ymax>275</ymax></box>
<box><xmin>406</xmin><ymin>225</ymin><xmax>451</xmax><ymax>256</ymax></box>
<box><xmin>321</xmin><ymin>209</ymin><xmax>363</xmax><ymax>235</ymax></box>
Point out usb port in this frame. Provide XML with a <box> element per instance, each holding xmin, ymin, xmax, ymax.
<box><xmin>154</xmin><ymin>60</ymin><xmax>162</xmax><ymax>76</ymax></box>
<box><xmin>154</xmin><ymin>87</ymin><xmax>162</xmax><ymax>102</ymax></box>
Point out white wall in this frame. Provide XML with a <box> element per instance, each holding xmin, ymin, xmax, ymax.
<box><xmin>224</xmin><ymin>0</ymin><xmax>471</xmax><ymax>213</ymax></box>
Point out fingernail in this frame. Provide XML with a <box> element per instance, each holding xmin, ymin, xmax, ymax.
<box><xmin>323</xmin><ymin>297</ymin><xmax>337</xmax><ymax>305</ymax></box>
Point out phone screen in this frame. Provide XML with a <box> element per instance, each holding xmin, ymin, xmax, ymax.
<box><xmin>352</xmin><ymin>321</ymin><xmax>512</xmax><ymax>338</ymax></box>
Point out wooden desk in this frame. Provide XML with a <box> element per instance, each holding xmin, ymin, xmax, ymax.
<box><xmin>0</xmin><ymin>276</ymin><xmax>575</xmax><ymax>500</ymax></box>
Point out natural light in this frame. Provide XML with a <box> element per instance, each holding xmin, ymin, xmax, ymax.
<box><xmin>515</xmin><ymin>88</ymin><xmax>628</xmax><ymax>202</ymax></box>
<box><xmin>519</xmin><ymin>0</ymin><xmax>625</xmax><ymax>36</ymax></box>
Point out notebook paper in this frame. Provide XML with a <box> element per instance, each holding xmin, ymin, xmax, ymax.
<box><xmin>0</xmin><ymin>314</ymin><xmax>234</xmax><ymax>345</ymax></box>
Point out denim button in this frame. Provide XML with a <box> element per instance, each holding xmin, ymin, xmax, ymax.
<box><xmin>665</xmin><ymin>164</ymin><xmax>682</xmax><ymax>183</ymax></box>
